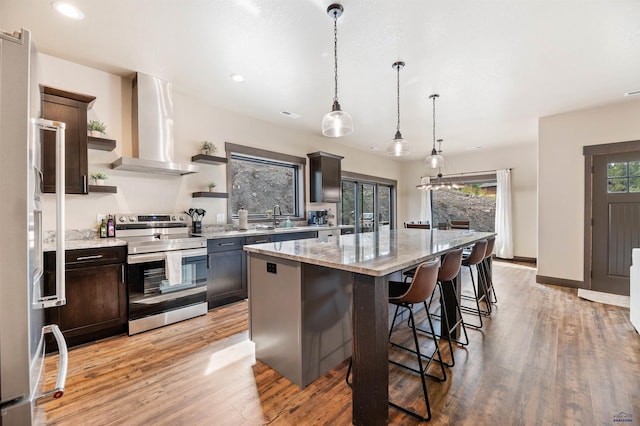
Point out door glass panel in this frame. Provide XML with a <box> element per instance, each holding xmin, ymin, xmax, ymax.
<box><xmin>607</xmin><ymin>162</ymin><xmax>628</xmax><ymax>178</ymax></box>
<box><xmin>608</xmin><ymin>178</ymin><xmax>628</xmax><ymax>193</ymax></box>
<box><xmin>341</xmin><ymin>181</ymin><xmax>356</xmax><ymax>226</ymax></box>
<box><xmin>630</xmin><ymin>177</ymin><xmax>640</xmax><ymax>193</ymax></box>
<box><xmin>360</xmin><ymin>183</ymin><xmax>375</xmax><ymax>233</ymax></box>
<box><xmin>378</xmin><ymin>186</ymin><xmax>391</xmax><ymax>231</ymax></box>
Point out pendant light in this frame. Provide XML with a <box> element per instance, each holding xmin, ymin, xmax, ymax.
<box><xmin>322</xmin><ymin>4</ymin><xmax>353</xmax><ymax>138</ymax></box>
<box><xmin>425</xmin><ymin>93</ymin><xmax>444</xmax><ymax>168</ymax></box>
<box><xmin>386</xmin><ymin>61</ymin><xmax>409</xmax><ymax>156</ymax></box>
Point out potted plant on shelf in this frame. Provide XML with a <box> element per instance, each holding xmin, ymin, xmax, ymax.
<box><xmin>200</xmin><ymin>141</ymin><xmax>217</xmax><ymax>156</ymax></box>
<box><xmin>87</xmin><ymin>120</ymin><xmax>107</xmax><ymax>137</ymax></box>
<box><xmin>90</xmin><ymin>172</ymin><xmax>108</xmax><ymax>186</ymax></box>
<box><xmin>207</xmin><ymin>182</ymin><xmax>216</xmax><ymax>192</ymax></box>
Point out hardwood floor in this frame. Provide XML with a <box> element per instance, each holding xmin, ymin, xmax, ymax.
<box><xmin>36</xmin><ymin>261</ymin><xmax>640</xmax><ymax>425</ymax></box>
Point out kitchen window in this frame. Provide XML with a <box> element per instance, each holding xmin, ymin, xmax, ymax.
<box><xmin>226</xmin><ymin>143</ymin><xmax>306</xmax><ymax>220</ymax></box>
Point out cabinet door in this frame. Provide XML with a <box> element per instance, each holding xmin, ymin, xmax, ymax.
<box><xmin>41</xmin><ymin>88</ymin><xmax>95</xmax><ymax>194</ymax></box>
<box><xmin>207</xmin><ymin>250</ymin><xmax>247</xmax><ymax>309</ymax></box>
<box><xmin>48</xmin><ymin>263</ymin><xmax>127</xmax><ymax>347</ymax></box>
<box><xmin>308</xmin><ymin>152</ymin><xmax>342</xmax><ymax>203</ymax></box>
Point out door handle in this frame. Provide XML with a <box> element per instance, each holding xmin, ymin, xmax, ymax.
<box><xmin>35</xmin><ymin>325</ymin><xmax>68</xmax><ymax>404</ymax></box>
<box><xmin>76</xmin><ymin>254</ymin><xmax>103</xmax><ymax>261</ymax></box>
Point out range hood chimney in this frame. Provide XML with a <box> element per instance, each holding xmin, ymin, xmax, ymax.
<box><xmin>111</xmin><ymin>72</ymin><xmax>198</xmax><ymax>175</ymax></box>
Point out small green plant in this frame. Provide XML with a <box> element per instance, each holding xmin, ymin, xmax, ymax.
<box><xmin>200</xmin><ymin>141</ymin><xmax>217</xmax><ymax>154</ymax></box>
<box><xmin>207</xmin><ymin>182</ymin><xmax>216</xmax><ymax>191</ymax></box>
<box><xmin>90</xmin><ymin>172</ymin><xmax>108</xmax><ymax>180</ymax></box>
<box><xmin>87</xmin><ymin>120</ymin><xmax>107</xmax><ymax>133</ymax></box>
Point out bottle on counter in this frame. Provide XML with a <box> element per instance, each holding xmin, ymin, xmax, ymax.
<box><xmin>100</xmin><ymin>219</ymin><xmax>107</xmax><ymax>238</ymax></box>
<box><xmin>285</xmin><ymin>216</ymin><xmax>292</xmax><ymax>228</ymax></box>
<box><xmin>107</xmin><ymin>214</ymin><xmax>115</xmax><ymax>237</ymax></box>
<box><xmin>238</xmin><ymin>207</ymin><xmax>248</xmax><ymax>230</ymax></box>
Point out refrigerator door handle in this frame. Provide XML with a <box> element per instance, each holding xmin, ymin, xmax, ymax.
<box><xmin>32</xmin><ymin>118</ymin><xmax>66</xmax><ymax>308</ymax></box>
<box><xmin>34</xmin><ymin>325</ymin><xmax>68</xmax><ymax>405</ymax></box>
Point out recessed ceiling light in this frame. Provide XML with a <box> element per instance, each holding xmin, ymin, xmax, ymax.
<box><xmin>230</xmin><ymin>74</ymin><xmax>244</xmax><ymax>83</ymax></box>
<box><xmin>624</xmin><ymin>89</ymin><xmax>640</xmax><ymax>97</ymax></box>
<box><xmin>466</xmin><ymin>146</ymin><xmax>484</xmax><ymax>151</ymax></box>
<box><xmin>369</xmin><ymin>146</ymin><xmax>380</xmax><ymax>151</ymax></box>
<box><xmin>280</xmin><ymin>111</ymin><xmax>300</xmax><ymax>119</ymax></box>
<box><xmin>51</xmin><ymin>1</ymin><xmax>84</xmax><ymax>20</ymax></box>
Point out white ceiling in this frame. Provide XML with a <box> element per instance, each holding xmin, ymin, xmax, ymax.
<box><xmin>2</xmin><ymin>0</ymin><xmax>639</xmax><ymax>160</ymax></box>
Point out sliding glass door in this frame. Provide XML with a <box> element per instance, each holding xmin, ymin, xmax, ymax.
<box><xmin>340</xmin><ymin>175</ymin><xmax>395</xmax><ymax>233</ymax></box>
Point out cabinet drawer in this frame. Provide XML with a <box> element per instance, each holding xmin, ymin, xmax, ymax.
<box><xmin>45</xmin><ymin>246</ymin><xmax>126</xmax><ymax>270</ymax></box>
<box><xmin>273</xmin><ymin>231</ymin><xmax>318</xmax><ymax>242</ymax></box>
<box><xmin>245</xmin><ymin>235</ymin><xmax>274</xmax><ymax>245</ymax></box>
<box><xmin>340</xmin><ymin>228</ymin><xmax>355</xmax><ymax>235</ymax></box>
<box><xmin>207</xmin><ymin>237</ymin><xmax>245</xmax><ymax>253</ymax></box>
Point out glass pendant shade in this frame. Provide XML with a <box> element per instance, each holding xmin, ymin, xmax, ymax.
<box><xmin>387</xmin><ymin>131</ymin><xmax>409</xmax><ymax>156</ymax></box>
<box><xmin>322</xmin><ymin>101</ymin><xmax>353</xmax><ymax>137</ymax></box>
<box><xmin>425</xmin><ymin>148</ymin><xmax>444</xmax><ymax>168</ymax></box>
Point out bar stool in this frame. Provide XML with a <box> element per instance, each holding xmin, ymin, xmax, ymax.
<box><xmin>387</xmin><ymin>258</ymin><xmax>444</xmax><ymax>422</ymax></box>
<box><xmin>459</xmin><ymin>240</ymin><xmax>489</xmax><ymax>329</ymax></box>
<box><xmin>345</xmin><ymin>258</ymin><xmax>443</xmax><ymax>422</ymax></box>
<box><xmin>479</xmin><ymin>237</ymin><xmax>497</xmax><ymax>304</ymax></box>
<box><xmin>421</xmin><ymin>248</ymin><xmax>468</xmax><ymax>367</ymax></box>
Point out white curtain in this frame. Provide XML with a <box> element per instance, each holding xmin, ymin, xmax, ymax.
<box><xmin>419</xmin><ymin>177</ymin><xmax>432</xmax><ymax>225</ymax></box>
<box><xmin>495</xmin><ymin>169</ymin><xmax>514</xmax><ymax>259</ymax></box>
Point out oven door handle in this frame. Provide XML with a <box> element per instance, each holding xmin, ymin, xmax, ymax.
<box><xmin>127</xmin><ymin>248</ymin><xmax>207</xmax><ymax>264</ymax></box>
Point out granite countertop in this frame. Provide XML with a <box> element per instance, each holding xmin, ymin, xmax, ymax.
<box><xmin>243</xmin><ymin>229</ymin><xmax>496</xmax><ymax>277</ymax></box>
<box><xmin>196</xmin><ymin>224</ymin><xmax>353</xmax><ymax>239</ymax></box>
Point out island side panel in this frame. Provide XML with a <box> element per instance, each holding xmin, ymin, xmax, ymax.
<box><xmin>248</xmin><ymin>253</ymin><xmax>303</xmax><ymax>387</ymax></box>
<box><xmin>301</xmin><ymin>263</ymin><xmax>353</xmax><ymax>387</ymax></box>
<box><xmin>352</xmin><ymin>273</ymin><xmax>389</xmax><ymax>426</ymax></box>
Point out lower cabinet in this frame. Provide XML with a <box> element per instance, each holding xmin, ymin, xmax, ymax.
<box><xmin>207</xmin><ymin>237</ymin><xmax>247</xmax><ymax>309</ymax></box>
<box><xmin>45</xmin><ymin>246</ymin><xmax>127</xmax><ymax>350</ymax></box>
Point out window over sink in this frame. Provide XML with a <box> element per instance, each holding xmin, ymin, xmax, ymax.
<box><xmin>226</xmin><ymin>143</ymin><xmax>306</xmax><ymax>220</ymax></box>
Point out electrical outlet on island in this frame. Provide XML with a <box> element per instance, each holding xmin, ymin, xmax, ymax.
<box><xmin>216</xmin><ymin>213</ymin><xmax>225</xmax><ymax>222</ymax></box>
<box><xmin>96</xmin><ymin>213</ymin><xmax>107</xmax><ymax>225</ymax></box>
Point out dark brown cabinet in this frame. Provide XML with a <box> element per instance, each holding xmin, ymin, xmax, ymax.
<box><xmin>307</xmin><ymin>152</ymin><xmax>343</xmax><ymax>203</ymax></box>
<box><xmin>41</xmin><ymin>86</ymin><xmax>95</xmax><ymax>194</ymax></box>
<box><xmin>207</xmin><ymin>237</ymin><xmax>247</xmax><ymax>309</ymax></box>
<box><xmin>45</xmin><ymin>246</ymin><xmax>127</xmax><ymax>350</ymax></box>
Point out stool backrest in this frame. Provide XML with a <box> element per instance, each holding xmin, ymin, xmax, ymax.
<box><xmin>438</xmin><ymin>248</ymin><xmax>464</xmax><ymax>282</ymax></box>
<box><xmin>450</xmin><ymin>220</ymin><xmax>470</xmax><ymax>230</ymax></box>
<box><xmin>484</xmin><ymin>237</ymin><xmax>496</xmax><ymax>259</ymax></box>
<box><xmin>395</xmin><ymin>258</ymin><xmax>440</xmax><ymax>304</ymax></box>
<box><xmin>465</xmin><ymin>240</ymin><xmax>488</xmax><ymax>265</ymax></box>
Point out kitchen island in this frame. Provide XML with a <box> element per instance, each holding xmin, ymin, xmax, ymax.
<box><xmin>244</xmin><ymin>228</ymin><xmax>495</xmax><ymax>425</ymax></box>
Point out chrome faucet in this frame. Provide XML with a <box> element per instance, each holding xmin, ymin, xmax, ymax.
<box><xmin>273</xmin><ymin>204</ymin><xmax>282</xmax><ymax>227</ymax></box>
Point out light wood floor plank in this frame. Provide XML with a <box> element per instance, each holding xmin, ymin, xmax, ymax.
<box><xmin>35</xmin><ymin>261</ymin><xmax>640</xmax><ymax>425</ymax></box>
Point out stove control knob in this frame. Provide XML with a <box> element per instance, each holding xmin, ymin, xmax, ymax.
<box><xmin>129</xmin><ymin>216</ymin><xmax>136</xmax><ymax>222</ymax></box>
<box><xmin>179</xmin><ymin>215</ymin><xmax>185</xmax><ymax>221</ymax></box>
<box><xmin>171</xmin><ymin>215</ymin><xmax>177</xmax><ymax>221</ymax></box>
<box><xmin>118</xmin><ymin>216</ymin><xmax>126</xmax><ymax>222</ymax></box>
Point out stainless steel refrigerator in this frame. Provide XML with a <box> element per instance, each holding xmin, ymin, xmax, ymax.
<box><xmin>0</xmin><ymin>28</ymin><xmax>69</xmax><ymax>425</ymax></box>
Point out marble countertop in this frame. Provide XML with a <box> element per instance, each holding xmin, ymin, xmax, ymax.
<box><xmin>243</xmin><ymin>229</ymin><xmax>496</xmax><ymax>277</ymax></box>
<box><xmin>44</xmin><ymin>238</ymin><xmax>127</xmax><ymax>252</ymax></box>
<box><xmin>196</xmin><ymin>224</ymin><xmax>353</xmax><ymax>239</ymax></box>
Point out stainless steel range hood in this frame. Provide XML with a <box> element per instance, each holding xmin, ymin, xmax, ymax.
<box><xmin>111</xmin><ymin>73</ymin><xmax>199</xmax><ymax>175</ymax></box>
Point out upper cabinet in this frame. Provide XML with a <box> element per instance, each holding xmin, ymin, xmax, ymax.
<box><xmin>40</xmin><ymin>86</ymin><xmax>95</xmax><ymax>194</ymax></box>
<box><xmin>307</xmin><ymin>151</ymin><xmax>343</xmax><ymax>203</ymax></box>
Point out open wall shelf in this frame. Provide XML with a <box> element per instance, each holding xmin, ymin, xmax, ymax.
<box><xmin>191</xmin><ymin>154</ymin><xmax>228</xmax><ymax>165</ymax></box>
<box><xmin>88</xmin><ymin>185</ymin><xmax>117</xmax><ymax>193</ymax></box>
<box><xmin>192</xmin><ymin>192</ymin><xmax>229</xmax><ymax>198</ymax></box>
<box><xmin>87</xmin><ymin>136</ymin><xmax>116</xmax><ymax>151</ymax></box>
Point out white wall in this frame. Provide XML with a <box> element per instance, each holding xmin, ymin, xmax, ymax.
<box><xmin>400</xmin><ymin>142</ymin><xmax>538</xmax><ymax>259</ymax></box>
<box><xmin>37</xmin><ymin>54</ymin><xmax>403</xmax><ymax>232</ymax></box>
<box><xmin>538</xmin><ymin>98</ymin><xmax>640</xmax><ymax>282</ymax></box>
